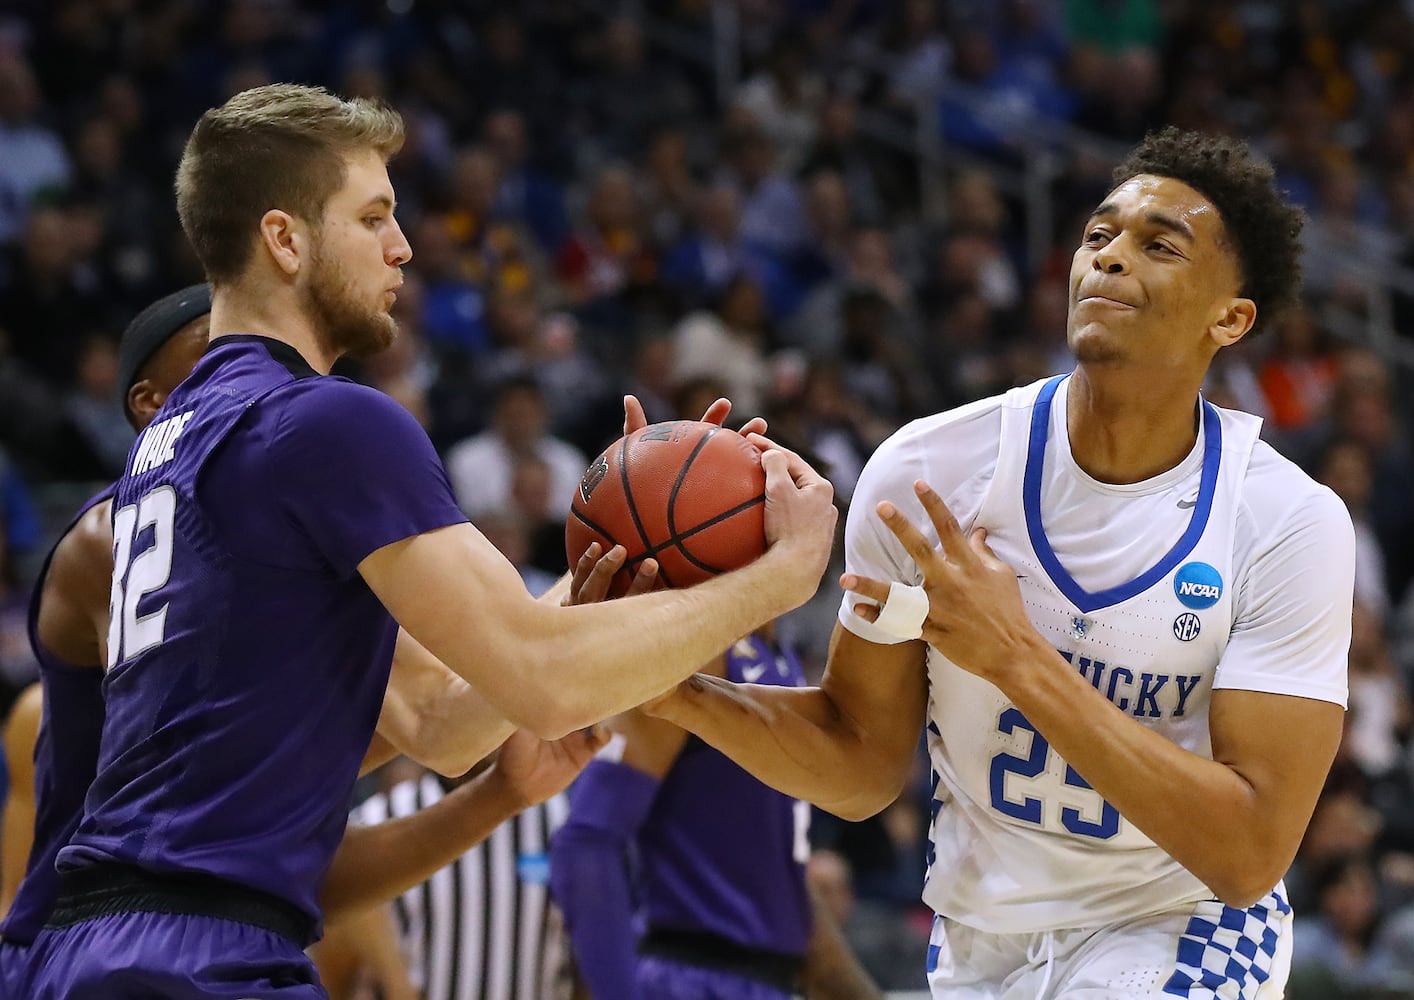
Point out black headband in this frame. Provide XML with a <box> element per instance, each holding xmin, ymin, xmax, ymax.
<box><xmin>116</xmin><ymin>284</ymin><xmax>212</xmax><ymax>410</ymax></box>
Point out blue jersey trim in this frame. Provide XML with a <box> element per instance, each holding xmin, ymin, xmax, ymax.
<box><xmin>1023</xmin><ymin>375</ymin><xmax>1223</xmax><ymax>614</ymax></box>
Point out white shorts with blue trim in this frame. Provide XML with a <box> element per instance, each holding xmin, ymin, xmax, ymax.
<box><xmin>925</xmin><ymin>887</ymin><xmax>1293</xmax><ymax>999</ymax></box>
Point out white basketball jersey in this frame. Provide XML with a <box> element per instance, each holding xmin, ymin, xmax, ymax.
<box><xmin>840</xmin><ymin>375</ymin><xmax>1353</xmax><ymax>935</ymax></box>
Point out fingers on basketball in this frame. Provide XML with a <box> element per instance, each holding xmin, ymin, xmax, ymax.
<box><xmin>566</xmin><ymin>421</ymin><xmax>768</xmax><ymax>595</ymax></box>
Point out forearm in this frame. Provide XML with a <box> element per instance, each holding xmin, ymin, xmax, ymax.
<box><xmin>366</xmin><ymin>525</ymin><xmax>825</xmax><ymax>740</ymax></box>
<box><xmin>537</xmin><ymin>569</ymin><xmax>572</xmax><ymax>606</ymax></box>
<box><xmin>359</xmin><ymin>733</ymin><xmax>398</xmax><ymax>776</ymax></box>
<box><xmin>381</xmin><ymin>630</ymin><xmax>515</xmax><ymax>776</ymax></box>
<box><xmin>319</xmin><ymin>768</ymin><xmax>523</xmax><ymax>920</ymax></box>
<box><xmin>650</xmin><ymin>677</ymin><xmax>902</xmax><ymax>819</ymax></box>
<box><xmin>998</xmin><ymin>639</ymin><xmax>1294</xmax><ymax>903</ymax></box>
<box><xmin>0</xmin><ymin>796</ymin><xmax>34</xmax><ymax>918</ymax></box>
<box><xmin>477</xmin><ymin>550</ymin><xmax>810</xmax><ymax>737</ymax></box>
<box><xmin>549</xmin><ymin>821</ymin><xmax>642</xmax><ymax>1000</ymax></box>
<box><xmin>799</xmin><ymin>890</ymin><xmax>882</xmax><ymax>1000</ymax></box>
<box><xmin>398</xmin><ymin>677</ymin><xmax>514</xmax><ymax>777</ymax></box>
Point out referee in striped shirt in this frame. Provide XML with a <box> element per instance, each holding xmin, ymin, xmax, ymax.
<box><xmin>338</xmin><ymin>768</ymin><xmax>575</xmax><ymax>1000</ymax></box>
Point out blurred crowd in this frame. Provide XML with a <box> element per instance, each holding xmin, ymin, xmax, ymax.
<box><xmin>2</xmin><ymin>0</ymin><xmax>1414</xmax><ymax>994</ymax></box>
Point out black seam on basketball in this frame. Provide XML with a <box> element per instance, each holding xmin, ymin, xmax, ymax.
<box><xmin>638</xmin><ymin>491</ymin><xmax>766</xmax><ymax>562</ymax></box>
<box><xmin>670</xmin><ymin>491</ymin><xmax>766</xmax><ymax>573</ymax></box>
<box><xmin>665</xmin><ymin>426</ymin><xmax>719</xmax><ymax>542</ymax></box>
<box><xmin>618</xmin><ymin>437</ymin><xmax>655</xmax><ymax>553</ymax></box>
<box><xmin>675</xmin><ymin>491</ymin><xmax>766</xmax><ymax>543</ymax></box>
<box><xmin>673</xmin><ymin>546</ymin><xmax>727</xmax><ymax>575</ymax></box>
<box><xmin>568</xmin><ymin>507</ymin><xmax>620</xmax><ymax>548</ymax></box>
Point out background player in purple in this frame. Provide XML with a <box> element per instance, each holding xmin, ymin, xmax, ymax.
<box><xmin>0</xmin><ymin>285</ymin><xmax>608</xmax><ymax>995</ymax></box>
<box><xmin>20</xmin><ymin>82</ymin><xmax>836</xmax><ymax>997</ymax></box>
<box><xmin>551</xmin><ymin>620</ymin><xmax>882</xmax><ymax>1000</ymax></box>
<box><xmin>0</xmin><ymin>285</ymin><xmax>211</xmax><ymax>964</ymax></box>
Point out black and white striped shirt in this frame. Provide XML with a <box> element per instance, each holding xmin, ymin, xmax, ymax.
<box><xmin>350</xmin><ymin>775</ymin><xmax>573</xmax><ymax>1000</ymax></box>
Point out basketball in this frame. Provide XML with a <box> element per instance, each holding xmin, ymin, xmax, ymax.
<box><xmin>566</xmin><ymin>420</ymin><xmax>768</xmax><ymax>597</ymax></box>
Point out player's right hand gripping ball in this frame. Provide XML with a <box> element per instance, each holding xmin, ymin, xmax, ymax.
<box><xmin>566</xmin><ymin>420</ymin><xmax>767</xmax><ymax>598</ymax></box>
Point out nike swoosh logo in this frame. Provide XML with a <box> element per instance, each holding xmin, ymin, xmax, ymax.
<box><xmin>1177</xmin><ymin>498</ymin><xmax>1198</xmax><ymax>509</ymax></box>
<box><xmin>742</xmin><ymin>664</ymin><xmax>767</xmax><ymax>682</ymax></box>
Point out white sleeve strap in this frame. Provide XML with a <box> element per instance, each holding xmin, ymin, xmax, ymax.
<box><xmin>870</xmin><ymin>581</ymin><xmax>930</xmax><ymax>641</ymax></box>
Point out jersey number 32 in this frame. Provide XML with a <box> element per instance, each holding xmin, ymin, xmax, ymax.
<box><xmin>108</xmin><ymin>486</ymin><xmax>176</xmax><ymax>671</ymax></box>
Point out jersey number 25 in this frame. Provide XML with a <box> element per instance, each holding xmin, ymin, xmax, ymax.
<box><xmin>988</xmin><ymin>707</ymin><xmax>1120</xmax><ymax>840</ymax></box>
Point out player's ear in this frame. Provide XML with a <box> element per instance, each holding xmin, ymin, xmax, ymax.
<box><xmin>256</xmin><ymin>209</ymin><xmax>304</xmax><ymax>277</ymax></box>
<box><xmin>127</xmin><ymin>379</ymin><xmax>164</xmax><ymax>429</ymax></box>
<box><xmin>1210</xmin><ymin>297</ymin><xmax>1256</xmax><ymax>349</ymax></box>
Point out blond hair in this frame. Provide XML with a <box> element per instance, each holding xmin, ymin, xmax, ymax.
<box><xmin>175</xmin><ymin>84</ymin><xmax>404</xmax><ymax>284</ymax></box>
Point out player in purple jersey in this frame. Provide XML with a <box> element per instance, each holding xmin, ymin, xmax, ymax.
<box><xmin>1</xmin><ymin>285</ymin><xmax>212</xmax><ymax>953</ymax></box>
<box><xmin>0</xmin><ymin>285</ymin><xmax>610</xmax><ymax>997</ymax></box>
<box><xmin>20</xmin><ymin>83</ymin><xmax>835</xmax><ymax>997</ymax></box>
<box><xmin>551</xmin><ymin>623</ymin><xmax>882</xmax><ymax>1000</ymax></box>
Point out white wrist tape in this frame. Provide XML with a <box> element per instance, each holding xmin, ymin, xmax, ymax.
<box><xmin>870</xmin><ymin>581</ymin><xmax>929</xmax><ymax>641</ymax></box>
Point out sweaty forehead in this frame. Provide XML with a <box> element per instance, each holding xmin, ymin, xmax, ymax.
<box><xmin>1098</xmin><ymin>174</ymin><xmax>1227</xmax><ymax>243</ymax></box>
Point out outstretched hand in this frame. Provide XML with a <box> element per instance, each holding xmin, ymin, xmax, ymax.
<box><xmin>622</xmin><ymin>393</ymin><xmax>767</xmax><ymax>438</ymax></box>
<box><xmin>492</xmin><ymin>726</ymin><xmax>608</xmax><ymax>809</ymax></box>
<box><xmin>843</xmin><ymin>480</ymin><xmax>1039</xmax><ymax>682</ymax></box>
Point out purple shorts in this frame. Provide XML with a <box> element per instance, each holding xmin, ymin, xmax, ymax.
<box><xmin>0</xmin><ymin>939</ymin><xmax>27</xmax><ymax>999</ymax></box>
<box><xmin>18</xmin><ymin>911</ymin><xmax>325</xmax><ymax>998</ymax></box>
<box><xmin>637</xmin><ymin>955</ymin><xmax>794</xmax><ymax>1000</ymax></box>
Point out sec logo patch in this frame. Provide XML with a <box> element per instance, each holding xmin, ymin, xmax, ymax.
<box><xmin>1173</xmin><ymin>613</ymin><xmax>1202</xmax><ymax>641</ymax></box>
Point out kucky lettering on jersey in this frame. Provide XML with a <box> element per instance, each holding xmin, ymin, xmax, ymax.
<box><xmin>129</xmin><ymin>411</ymin><xmax>195</xmax><ymax>476</ymax></box>
<box><xmin>1174</xmin><ymin>561</ymin><xmax>1224</xmax><ymax>610</ymax></box>
<box><xmin>1059</xmin><ymin>650</ymin><xmax>1203</xmax><ymax>718</ymax></box>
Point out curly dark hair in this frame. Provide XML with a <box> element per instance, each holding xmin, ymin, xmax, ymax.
<box><xmin>1112</xmin><ymin>127</ymin><xmax>1305</xmax><ymax>337</ymax></box>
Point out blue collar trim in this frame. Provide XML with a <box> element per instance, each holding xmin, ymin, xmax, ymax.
<box><xmin>1022</xmin><ymin>376</ymin><xmax>1222</xmax><ymax>613</ymax></box>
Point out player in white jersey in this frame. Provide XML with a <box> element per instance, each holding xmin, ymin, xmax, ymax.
<box><xmin>640</xmin><ymin>126</ymin><xmax>1356</xmax><ymax>998</ymax></box>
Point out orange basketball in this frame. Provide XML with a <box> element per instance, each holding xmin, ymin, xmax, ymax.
<box><xmin>566</xmin><ymin>420</ymin><xmax>767</xmax><ymax>597</ymax></box>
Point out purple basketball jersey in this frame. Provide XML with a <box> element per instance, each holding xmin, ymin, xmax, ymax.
<box><xmin>639</xmin><ymin>634</ymin><xmax>813</xmax><ymax>957</ymax></box>
<box><xmin>57</xmin><ymin>336</ymin><xmax>466</xmax><ymax>928</ymax></box>
<box><xmin>0</xmin><ymin>486</ymin><xmax>113</xmax><ymax>945</ymax></box>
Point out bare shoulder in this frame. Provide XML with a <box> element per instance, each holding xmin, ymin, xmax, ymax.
<box><xmin>48</xmin><ymin>499</ymin><xmax>115</xmax><ymax>602</ymax></box>
<box><xmin>36</xmin><ymin>498</ymin><xmax>114</xmax><ymax>666</ymax></box>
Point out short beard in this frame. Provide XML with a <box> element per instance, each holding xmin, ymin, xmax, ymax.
<box><xmin>304</xmin><ymin>240</ymin><xmax>397</xmax><ymax>360</ymax></box>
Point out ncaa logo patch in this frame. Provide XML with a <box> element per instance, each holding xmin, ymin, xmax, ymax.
<box><xmin>1173</xmin><ymin>613</ymin><xmax>1202</xmax><ymax>642</ymax></box>
<box><xmin>1174</xmin><ymin>561</ymin><xmax>1223</xmax><ymax>610</ymax></box>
